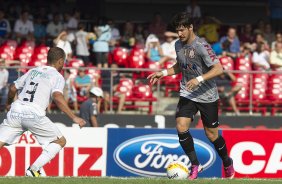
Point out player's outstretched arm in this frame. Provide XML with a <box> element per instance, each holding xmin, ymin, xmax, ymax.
<box><xmin>52</xmin><ymin>92</ymin><xmax>86</xmax><ymax>128</ymax></box>
<box><xmin>147</xmin><ymin>62</ymin><xmax>181</xmax><ymax>85</ymax></box>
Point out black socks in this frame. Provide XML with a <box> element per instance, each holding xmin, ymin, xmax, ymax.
<box><xmin>178</xmin><ymin>130</ymin><xmax>199</xmax><ymax>166</ymax></box>
<box><xmin>212</xmin><ymin>135</ymin><xmax>231</xmax><ymax>167</ymax></box>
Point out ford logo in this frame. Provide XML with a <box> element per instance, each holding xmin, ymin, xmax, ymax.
<box><xmin>113</xmin><ymin>134</ymin><xmax>216</xmax><ymax>177</ymax></box>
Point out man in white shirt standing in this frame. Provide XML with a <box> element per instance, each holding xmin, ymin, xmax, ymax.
<box><xmin>161</xmin><ymin>31</ymin><xmax>178</xmax><ymax>63</ymax></box>
<box><xmin>13</xmin><ymin>10</ymin><xmax>34</xmax><ymax>42</ymax></box>
<box><xmin>0</xmin><ymin>60</ymin><xmax>8</xmax><ymax>111</ymax></box>
<box><xmin>0</xmin><ymin>47</ymin><xmax>86</xmax><ymax>177</ymax></box>
<box><xmin>75</xmin><ymin>23</ymin><xmax>90</xmax><ymax>65</ymax></box>
<box><xmin>53</xmin><ymin>31</ymin><xmax>72</xmax><ymax>61</ymax></box>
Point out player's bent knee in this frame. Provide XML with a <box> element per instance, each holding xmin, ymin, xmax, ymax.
<box><xmin>0</xmin><ymin>141</ymin><xmax>5</xmax><ymax>149</ymax></box>
<box><xmin>52</xmin><ymin>136</ymin><xmax>66</xmax><ymax>147</ymax></box>
<box><xmin>176</xmin><ymin>118</ymin><xmax>192</xmax><ymax>132</ymax></box>
<box><xmin>205</xmin><ymin>129</ymin><xmax>218</xmax><ymax>142</ymax></box>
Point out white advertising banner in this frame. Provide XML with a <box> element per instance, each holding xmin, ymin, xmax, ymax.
<box><xmin>0</xmin><ymin>126</ymin><xmax>107</xmax><ymax>176</ymax></box>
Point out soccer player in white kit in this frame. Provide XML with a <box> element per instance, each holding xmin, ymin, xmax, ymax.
<box><xmin>0</xmin><ymin>47</ymin><xmax>86</xmax><ymax>177</ymax></box>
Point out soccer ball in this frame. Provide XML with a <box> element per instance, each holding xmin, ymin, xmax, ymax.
<box><xmin>166</xmin><ymin>161</ymin><xmax>189</xmax><ymax>179</ymax></box>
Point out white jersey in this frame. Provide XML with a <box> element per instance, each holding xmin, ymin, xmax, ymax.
<box><xmin>14</xmin><ymin>66</ymin><xmax>65</xmax><ymax>115</ymax></box>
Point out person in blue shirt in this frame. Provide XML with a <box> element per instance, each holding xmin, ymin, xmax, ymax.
<box><xmin>219</xmin><ymin>27</ymin><xmax>240</xmax><ymax>59</ymax></box>
<box><xmin>34</xmin><ymin>17</ymin><xmax>46</xmax><ymax>44</ymax></box>
<box><xmin>74</xmin><ymin>69</ymin><xmax>92</xmax><ymax>97</ymax></box>
<box><xmin>0</xmin><ymin>9</ymin><xmax>11</xmax><ymax>42</ymax></box>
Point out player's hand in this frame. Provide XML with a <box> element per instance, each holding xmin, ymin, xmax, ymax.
<box><xmin>73</xmin><ymin>117</ymin><xmax>86</xmax><ymax>128</ymax></box>
<box><xmin>186</xmin><ymin>78</ymin><xmax>200</xmax><ymax>91</ymax></box>
<box><xmin>147</xmin><ymin>71</ymin><xmax>163</xmax><ymax>85</ymax></box>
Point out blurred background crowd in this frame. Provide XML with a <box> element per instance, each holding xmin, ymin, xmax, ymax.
<box><xmin>0</xmin><ymin>0</ymin><xmax>281</xmax><ymax>116</ymax></box>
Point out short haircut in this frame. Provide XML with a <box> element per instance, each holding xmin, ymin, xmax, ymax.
<box><xmin>47</xmin><ymin>47</ymin><xmax>66</xmax><ymax>65</ymax></box>
<box><xmin>171</xmin><ymin>12</ymin><xmax>194</xmax><ymax>29</ymax></box>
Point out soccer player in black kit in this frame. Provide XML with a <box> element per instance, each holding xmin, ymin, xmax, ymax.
<box><xmin>147</xmin><ymin>12</ymin><xmax>235</xmax><ymax>179</ymax></box>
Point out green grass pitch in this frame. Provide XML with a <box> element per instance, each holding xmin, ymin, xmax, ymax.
<box><xmin>0</xmin><ymin>177</ymin><xmax>281</xmax><ymax>184</ymax></box>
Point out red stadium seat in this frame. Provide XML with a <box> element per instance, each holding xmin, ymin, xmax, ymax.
<box><xmin>86</xmin><ymin>67</ymin><xmax>101</xmax><ymax>86</ymax></box>
<box><xmin>68</xmin><ymin>58</ymin><xmax>85</xmax><ymax>68</ymax></box>
<box><xmin>112</xmin><ymin>47</ymin><xmax>129</xmax><ymax>67</ymax></box>
<box><xmin>133</xmin><ymin>84</ymin><xmax>153</xmax><ymax>98</ymax></box>
<box><xmin>219</xmin><ymin>56</ymin><xmax>234</xmax><ymax>70</ymax></box>
<box><xmin>162</xmin><ymin>60</ymin><xmax>181</xmax><ymax>96</ymax></box>
<box><xmin>235</xmin><ymin>57</ymin><xmax>251</xmax><ymax>71</ymax></box>
<box><xmin>3</xmin><ymin>40</ymin><xmax>18</xmax><ymax>49</ymax></box>
<box><xmin>142</xmin><ymin>61</ymin><xmax>160</xmax><ymax>77</ymax></box>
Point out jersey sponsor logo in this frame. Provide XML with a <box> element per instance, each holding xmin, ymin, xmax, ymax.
<box><xmin>113</xmin><ymin>134</ymin><xmax>216</xmax><ymax>177</ymax></box>
<box><xmin>203</xmin><ymin>44</ymin><xmax>217</xmax><ymax>62</ymax></box>
<box><xmin>180</xmin><ymin>62</ymin><xmax>197</xmax><ymax>71</ymax></box>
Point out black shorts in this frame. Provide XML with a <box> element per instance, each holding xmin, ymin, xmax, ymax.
<box><xmin>175</xmin><ymin>96</ymin><xmax>219</xmax><ymax>128</ymax></box>
<box><xmin>95</xmin><ymin>52</ymin><xmax>108</xmax><ymax>65</ymax></box>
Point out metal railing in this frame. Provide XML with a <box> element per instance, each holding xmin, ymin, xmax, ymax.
<box><xmin>1</xmin><ymin>66</ymin><xmax>281</xmax><ymax>115</ymax></box>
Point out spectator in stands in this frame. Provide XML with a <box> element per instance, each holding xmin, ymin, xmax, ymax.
<box><xmin>197</xmin><ymin>15</ymin><xmax>221</xmax><ymax>44</ymax></box>
<box><xmin>186</xmin><ymin>0</ymin><xmax>202</xmax><ymax>19</ymax></box>
<box><xmin>0</xmin><ymin>60</ymin><xmax>8</xmax><ymax>111</ymax></box>
<box><xmin>53</xmin><ymin>31</ymin><xmax>72</xmax><ymax>61</ymax></box>
<box><xmin>75</xmin><ymin>23</ymin><xmax>90</xmax><ymax>66</ymax></box>
<box><xmin>101</xmin><ymin>63</ymin><xmax>126</xmax><ymax>114</ymax></box>
<box><xmin>251</xmin><ymin>42</ymin><xmax>271</xmax><ymax>71</ymax></box>
<box><xmin>0</xmin><ymin>9</ymin><xmax>11</xmax><ymax>43</ymax></box>
<box><xmin>240</xmin><ymin>42</ymin><xmax>254</xmax><ymax>60</ymax></box>
<box><xmin>253</xmin><ymin>19</ymin><xmax>265</xmax><ymax>35</ymax></box>
<box><xmin>120</xmin><ymin>21</ymin><xmax>135</xmax><ymax>49</ymax></box>
<box><xmin>264</xmin><ymin>23</ymin><xmax>275</xmax><ymax>46</ymax></box>
<box><xmin>7</xmin><ymin>3</ymin><xmax>19</xmax><ymax>25</ymax></box>
<box><xmin>93</xmin><ymin>17</ymin><xmax>111</xmax><ymax>68</ymax></box>
<box><xmin>134</xmin><ymin>23</ymin><xmax>146</xmax><ymax>49</ymax></box>
<box><xmin>219</xmin><ymin>27</ymin><xmax>240</xmax><ymax>58</ymax></box>
<box><xmin>79</xmin><ymin>87</ymin><xmax>103</xmax><ymax>127</ymax></box>
<box><xmin>271</xmin><ymin>32</ymin><xmax>282</xmax><ymax>50</ymax></box>
<box><xmin>74</xmin><ymin>68</ymin><xmax>92</xmax><ymax>97</ymax></box>
<box><xmin>270</xmin><ymin>42</ymin><xmax>282</xmax><ymax>70</ymax></box>
<box><xmin>37</xmin><ymin>6</ymin><xmax>48</xmax><ymax>24</ymax></box>
<box><xmin>33</xmin><ymin>17</ymin><xmax>46</xmax><ymax>45</ymax></box>
<box><xmin>46</xmin><ymin>13</ymin><xmax>64</xmax><ymax>45</ymax></box>
<box><xmin>108</xmin><ymin>18</ymin><xmax>121</xmax><ymax>51</ymax></box>
<box><xmin>145</xmin><ymin>34</ymin><xmax>167</xmax><ymax>65</ymax></box>
<box><xmin>65</xmin><ymin>9</ymin><xmax>80</xmax><ymax>32</ymax></box>
<box><xmin>63</xmin><ymin>69</ymin><xmax>78</xmax><ymax>113</ymax></box>
<box><xmin>255</xmin><ymin>33</ymin><xmax>270</xmax><ymax>51</ymax></box>
<box><xmin>148</xmin><ymin>13</ymin><xmax>167</xmax><ymax>42</ymax></box>
<box><xmin>216</xmin><ymin>71</ymin><xmax>242</xmax><ymax>116</ymax></box>
<box><xmin>161</xmin><ymin>31</ymin><xmax>178</xmax><ymax>62</ymax></box>
<box><xmin>13</xmin><ymin>10</ymin><xmax>34</xmax><ymax>42</ymax></box>
<box><xmin>239</xmin><ymin>23</ymin><xmax>255</xmax><ymax>44</ymax></box>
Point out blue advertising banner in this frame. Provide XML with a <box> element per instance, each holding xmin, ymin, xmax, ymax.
<box><xmin>107</xmin><ymin>128</ymin><xmax>222</xmax><ymax>178</ymax></box>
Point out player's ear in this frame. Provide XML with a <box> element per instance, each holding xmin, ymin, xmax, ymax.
<box><xmin>189</xmin><ymin>24</ymin><xmax>193</xmax><ymax>31</ymax></box>
<box><xmin>58</xmin><ymin>58</ymin><xmax>64</xmax><ymax>65</ymax></box>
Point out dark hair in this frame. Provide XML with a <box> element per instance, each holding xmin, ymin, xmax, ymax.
<box><xmin>256</xmin><ymin>42</ymin><xmax>265</xmax><ymax>53</ymax></box>
<box><xmin>171</xmin><ymin>12</ymin><xmax>194</xmax><ymax>29</ymax></box>
<box><xmin>47</xmin><ymin>47</ymin><xmax>65</xmax><ymax>65</ymax></box>
<box><xmin>78</xmin><ymin>22</ymin><xmax>85</xmax><ymax>30</ymax></box>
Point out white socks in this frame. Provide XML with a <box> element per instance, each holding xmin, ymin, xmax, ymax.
<box><xmin>30</xmin><ymin>143</ymin><xmax>62</xmax><ymax>171</ymax></box>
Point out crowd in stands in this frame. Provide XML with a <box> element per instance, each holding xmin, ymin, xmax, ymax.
<box><xmin>0</xmin><ymin>0</ymin><xmax>282</xmax><ymax>115</ymax></box>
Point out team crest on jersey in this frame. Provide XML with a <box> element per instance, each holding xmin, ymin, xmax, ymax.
<box><xmin>185</xmin><ymin>48</ymin><xmax>195</xmax><ymax>58</ymax></box>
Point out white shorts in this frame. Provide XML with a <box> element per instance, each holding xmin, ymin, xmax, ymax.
<box><xmin>0</xmin><ymin>101</ymin><xmax>63</xmax><ymax>145</ymax></box>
